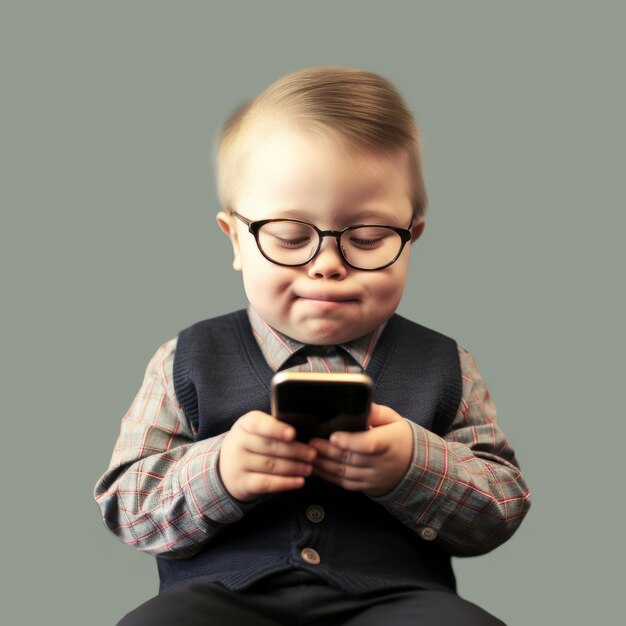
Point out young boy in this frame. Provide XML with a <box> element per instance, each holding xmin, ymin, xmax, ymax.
<box><xmin>94</xmin><ymin>66</ymin><xmax>531</xmax><ymax>625</ymax></box>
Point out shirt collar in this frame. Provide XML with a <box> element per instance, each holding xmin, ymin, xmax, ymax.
<box><xmin>247</xmin><ymin>307</ymin><xmax>384</xmax><ymax>372</ymax></box>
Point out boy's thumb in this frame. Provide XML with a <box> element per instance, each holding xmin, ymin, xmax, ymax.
<box><xmin>368</xmin><ymin>403</ymin><xmax>402</xmax><ymax>427</ymax></box>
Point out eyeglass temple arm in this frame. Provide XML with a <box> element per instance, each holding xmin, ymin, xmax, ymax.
<box><xmin>232</xmin><ymin>212</ymin><xmax>252</xmax><ymax>228</ymax></box>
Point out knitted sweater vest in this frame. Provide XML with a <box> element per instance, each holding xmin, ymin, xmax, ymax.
<box><xmin>159</xmin><ymin>309</ymin><xmax>462</xmax><ymax>593</ymax></box>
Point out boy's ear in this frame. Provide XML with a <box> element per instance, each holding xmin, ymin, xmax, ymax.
<box><xmin>216</xmin><ymin>212</ymin><xmax>242</xmax><ymax>271</ymax></box>
<box><xmin>410</xmin><ymin>217</ymin><xmax>426</xmax><ymax>243</ymax></box>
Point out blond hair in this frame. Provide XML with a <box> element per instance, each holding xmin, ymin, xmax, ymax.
<box><xmin>216</xmin><ymin>66</ymin><xmax>427</xmax><ymax>218</ymax></box>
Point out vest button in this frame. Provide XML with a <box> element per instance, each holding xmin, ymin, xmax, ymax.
<box><xmin>306</xmin><ymin>505</ymin><xmax>325</xmax><ymax>523</ymax></box>
<box><xmin>300</xmin><ymin>547</ymin><xmax>321</xmax><ymax>565</ymax></box>
<box><xmin>420</xmin><ymin>527</ymin><xmax>438</xmax><ymax>541</ymax></box>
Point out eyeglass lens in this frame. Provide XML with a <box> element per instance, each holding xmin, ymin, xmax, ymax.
<box><xmin>257</xmin><ymin>221</ymin><xmax>405</xmax><ymax>269</ymax></box>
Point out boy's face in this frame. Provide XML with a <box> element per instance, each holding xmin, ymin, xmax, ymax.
<box><xmin>217</xmin><ymin>126</ymin><xmax>424</xmax><ymax>345</ymax></box>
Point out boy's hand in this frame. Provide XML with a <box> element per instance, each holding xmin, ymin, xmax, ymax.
<box><xmin>310</xmin><ymin>404</ymin><xmax>413</xmax><ymax>497</ymax></box>
<box><xmin>219</xmin><ymin>411</ymin><xmax>317</xmax><ymax>503</ymax></box>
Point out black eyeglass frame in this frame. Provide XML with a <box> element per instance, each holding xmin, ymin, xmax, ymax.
<box><xmin>232</xmin><ymin>211</ymin><xmax>413</xmax><ymax>271</ymax></box>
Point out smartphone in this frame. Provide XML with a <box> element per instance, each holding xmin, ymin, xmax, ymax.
<box><xmin>271</xmin><ymin>371</ymin><xmax>373</xmax><ymax>442</ymax></box>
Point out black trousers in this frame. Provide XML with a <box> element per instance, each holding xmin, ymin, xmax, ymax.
<box><xmin>118</xmin><ymin>571</ymin><xmax>506</xmax><ymax>626</ymax></box>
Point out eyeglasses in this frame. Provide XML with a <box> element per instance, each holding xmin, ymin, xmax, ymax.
<box><xmin>232</xmin><ymin>212</ymin><xmax>413</xmax><ymax>271</ymax></box>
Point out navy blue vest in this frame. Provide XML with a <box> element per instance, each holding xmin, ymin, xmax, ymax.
<box><xmin>159</xmin><ymin>310</ymin><xmax>462</xmax><ymax>593</ymax></box>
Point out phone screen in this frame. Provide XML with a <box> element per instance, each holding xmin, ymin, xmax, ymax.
<box><xmin>272</xmin><ymin>373</ymin><xmax>372</xmax><ymax>442</ymax></box>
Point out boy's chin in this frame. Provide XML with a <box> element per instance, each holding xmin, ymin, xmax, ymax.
<box><xmin>285</xmin><ymin>320</ymin><xmax>368</xmax><ymax>346</ymax></box>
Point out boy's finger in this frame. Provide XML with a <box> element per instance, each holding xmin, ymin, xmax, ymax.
<box><xmin>309</xmin><ymin>437</ymin><xmax>336</xmax><ymax>457</ymax></box>
<box><xmin>312</xmin><ymin>448</ymin><xmax>370</xmax><ymax>470</ymax></box>
<box><xmin>311</xmin><ymin>466</ymin><xmax>368</xmax><ymax>492</ymax></box>
<box><xmin>310</xmin><ymin>438</ymin><xmax>369</xmax><ymax>466</ymax></box>
<box><xmin>238</xmin><ymin>411</ymin><xmax>297</xmax><ymax>441</ymax></box>
<box><xmin>244</xmin><ymin>453</ymin><xmax>313</xmax><ymax>477</ymax></box>
<box><xmin>245</xmin><ymin>434</ymin><xmax>317</xmax><ymax>462</ymax></box>
<box><xmin>328</xmin><ymin>429</ymin><xmax>386</xmax><ymax>455</ymax></box>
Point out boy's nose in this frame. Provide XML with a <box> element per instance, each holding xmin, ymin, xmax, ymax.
<box><xmin>306</xmin><ymin>238</ymin><xmax>348</xmax><ymax>280</ymax></box>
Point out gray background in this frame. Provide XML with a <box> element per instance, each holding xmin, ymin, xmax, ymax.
<box><xmin>2</xmin><ymin>1</ymin><xmax>624</xmax><ymax>624</ymax></box>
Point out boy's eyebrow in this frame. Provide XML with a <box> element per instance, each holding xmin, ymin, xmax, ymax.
<box><xmin>341</xmin><ymin>208</ymin><xmax>412</xmax><ymax>228</ymax></box>
<box><xmin>349</xmin><ymin>209</ymin><xmax>403</xmax><ymax>223</ymax></box>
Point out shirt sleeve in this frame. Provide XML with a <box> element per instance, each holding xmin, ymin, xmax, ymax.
<box><xmin>93</xmin><ymin>339</ymin><xmax>256</xmax><ymax>559</ymax></box>
<box><xmin>371</xmin><ymin>347</ymin><xmax>531</xmax><ymax>556</ymax></box>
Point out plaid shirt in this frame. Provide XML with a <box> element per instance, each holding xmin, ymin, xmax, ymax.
<box><xmin>94</xmin><ymin>310</ymin><xmax>530</xmax><ymax>559</ymax></box>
